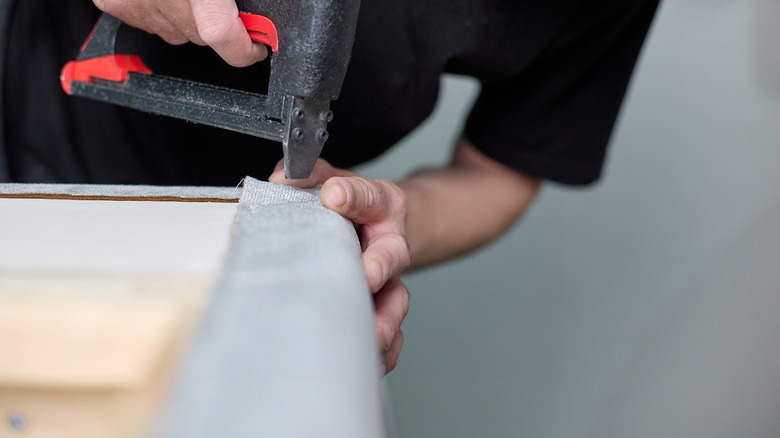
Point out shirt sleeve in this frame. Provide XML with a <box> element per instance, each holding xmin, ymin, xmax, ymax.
<box><xmin>464</xmin><ymin>0</ymin><xmax>660</xmax><ymax>185</ymax></box>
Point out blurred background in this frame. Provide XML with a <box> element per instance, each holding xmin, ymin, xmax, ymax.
<box><xmin>357</xmin><ymin>0</ymin><xmax>780</xmax><ymax>436</ymax></box>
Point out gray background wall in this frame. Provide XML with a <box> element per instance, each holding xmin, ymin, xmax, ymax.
<box><xmin>357</xmin><ymin>0</ymin><xmax>780</xmax><ymax>436</ymax></box>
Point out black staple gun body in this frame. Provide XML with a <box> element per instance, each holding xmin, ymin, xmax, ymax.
<box><xmin>61</xmin><ymin>0</ymin><xmax>361</xmax><ymax>179</ymax></box>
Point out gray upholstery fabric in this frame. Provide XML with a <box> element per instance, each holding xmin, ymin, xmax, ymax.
<box><xmin>160</xmin><ymin>177</ymin><xmax>387</xmax><ymax>438</ymax></box>
<box><xmin>0</xmin><ymin>182</ymin><xmax>241</xmax><ymax>199</ymax></box>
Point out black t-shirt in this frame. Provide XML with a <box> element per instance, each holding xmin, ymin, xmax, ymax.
<box><xmin>1</xmin><ymin>0</ymin><xmax>658</xmax><ymax>185</ymax></box>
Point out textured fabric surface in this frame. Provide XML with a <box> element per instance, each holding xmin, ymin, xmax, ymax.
<box><xmin>160</xmin><ymin>177</ymin><xmax>387</xmax><ymax>437</ymax></box>
<box><xmin>0</xmin><ymin>182</ymin><xmax>241</xmax><ymax>201</ymax></box>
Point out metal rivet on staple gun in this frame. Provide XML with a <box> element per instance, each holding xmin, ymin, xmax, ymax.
<box><xmin>320</xmin><ymin>110</ymin><xmax>334</xmax><ymax>122</ymax></box>
<box><xmin>9</xmin><ymin>412</ymin><xmax>27</xmax><ymax>430</ymax></box>
<box><xmin>316</xmin><ymin>129</ymin><xmax>329</xmax><ymax>142</ymax></box>
<box><xmin>292</xmin><ymin>107</ymin><xmax>305</xmax><ymax>120</ymax></box>
<box><xmin>292</xmin><ymin>128</ymin><xmax>305</xmax><ymax>140</ymax></box>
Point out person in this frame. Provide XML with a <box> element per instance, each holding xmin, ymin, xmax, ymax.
<box><xmin>0</xmin><ymin>0</ymin><xmax>660</xmax><ymax>375</ymax></box>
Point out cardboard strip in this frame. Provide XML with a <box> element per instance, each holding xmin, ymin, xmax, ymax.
<box><xmin>0</xmin><ymin>193</ymin><xmax>238</xmax><ymax>203</ymax></box>
<box><xmin>0</xmin><ymin>182</ymin><xmax>242</xmax><ymax>202</ymax></box>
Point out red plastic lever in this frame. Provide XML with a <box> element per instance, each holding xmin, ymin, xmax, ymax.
<box><xmin>60</xmin><ymin>55</ymin><xmax>152</xmax><ymax>95</ymax></box>
<box><xmin>60</xmin><ymin>13</ymin><xmax>276</xmax><ymax>95</ymax></box>
<box><xmin>239</xmin><ymin>13</ymin><xmax>279</xmax><ymax>52</ymax></box>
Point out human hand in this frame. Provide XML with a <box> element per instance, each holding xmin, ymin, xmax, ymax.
<box><xmin>93</xmin><ymin>0</ymin><xmax>267</xmax><ymax>67</ymax></box>
<box><xmin>269</xmin><ymin>159</ymin><xmax>411</xmax><ymax>376</ymax></box>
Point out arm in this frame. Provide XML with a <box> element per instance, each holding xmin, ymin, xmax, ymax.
<box><xmin>270</xmin><ymin>135</ymin><xmax>541</xmax><ymax>373</ymax></box>
<box><xmin>402</xmin><ymin>136</ymin><xmax>541</xmax><ymax>269</ymax></box>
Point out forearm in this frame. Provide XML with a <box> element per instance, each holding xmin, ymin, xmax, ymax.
<box><xmin>400</xmin><ymin>136</ymin><xmax>541</xmax><ymax>269</ymax></box>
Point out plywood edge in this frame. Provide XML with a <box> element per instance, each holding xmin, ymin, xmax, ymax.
<box><xmin>0</xmin><ymin>273</ymin><xmax>213</xmax><ymax>390</ymax></box>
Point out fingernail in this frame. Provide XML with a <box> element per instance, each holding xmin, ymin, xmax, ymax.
<box><xmin>379</xmin><ymin>363</ymin><xmax>387</xmax><ymax>377</ymax></box>
<box><xmin>326</xmin><ymin>184</ymin><xmax>347</xmax><ymax>208</ymax></box>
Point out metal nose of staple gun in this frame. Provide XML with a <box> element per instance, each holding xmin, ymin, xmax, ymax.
<box><xmin>60</xmin><ymin>0</ymin><xmax>361</xmax><ymax>180</ymax></box>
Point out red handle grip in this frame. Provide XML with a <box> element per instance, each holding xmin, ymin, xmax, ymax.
<box><xmin>239</xmin><ymin>13</ymin><xmax>279</xmax><ymax>53</ymax></box>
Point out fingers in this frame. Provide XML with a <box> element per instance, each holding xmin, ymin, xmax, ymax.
<box><xmin>270</xmin><ymin>159</ymin><xmax>412</xmax><ymax>376</ymax></box>
<box><xmin>321</xmin><ymin>177</ymin><xmax>406</xmax><ymax>225</ymax></box>
<box><xmin>320</xmin><ymin>177</ymin><xmax>410</xmax><ymax>291</ymax></box>
<box><xmin>190</xmin><ymin>0</ymin><xmax>267</xmax><ymax>66</ymax></box>
<box><xmin>374</xmin><ymin>278</ymin><xmax>409</xmax><ymax>375</ymax></box>
<box><xmin>94</xmin><ymin>0</ymin><xmax>182</xmax><ymax>43</ymax></box>
<box><xmin>159</xmin><ymin>0</ymin><xmax>204</xmax><ymax>45</ymax></box>
<box><xmin>270</xmin><ymin>161</ymin><xmax>411</xmax><ymax>292</ymax></box>
<box><xmin>361</xmin><ymin>232</ymin><xmax>410</xmax><ymax>293</ymax></box>
<box><xmin>382</xmin><ymin>330</ymin><xmax>403</xmax><ymax>375</ymax></box>
<box><xmin>93</xmin><ymin>0</ymin><xmax>267</xmax><ymax>66</ymax></box>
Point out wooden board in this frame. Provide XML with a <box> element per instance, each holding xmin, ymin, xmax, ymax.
<box><xmin>0</xmin><ymin>197</ymin><xmax>238</xmax><ymax>438</ymax></box>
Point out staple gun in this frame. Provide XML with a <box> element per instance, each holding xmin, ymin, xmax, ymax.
<box><xmin>60</xmin><ymin>0</ymin><xmax>361</xmax><ymax>179</ymax></box>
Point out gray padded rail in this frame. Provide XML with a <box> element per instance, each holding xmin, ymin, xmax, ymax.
<box><xmin>159</xmin><ymin>177</ymin><xmax>388</xmax><ymax>438</ymax></box>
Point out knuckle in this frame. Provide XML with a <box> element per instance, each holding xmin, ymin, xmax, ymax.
<box><xmin>377</xmin><ymin>320</ymin><xmax>395</xmax><ymax>351</ymax></box>
<box><xmin>182</xmin><ymin>25</ymin><xmax>205</xmax><ymax>44</ymax></box>
<box><xmin>379</xmin><ymin>179</ymin><xmax>407</xmax><ymax>213</ymax></box>
<box><xmin>229</xmin><ymin>58</ymin><xmax>256</xmax><ymax>68</ymax></box>
<box><xmin>389</xmin><ymin>234</ymin><xmax>411</xmax><ymax>270</ymax></box>
<box><xmin>356</xmin><ymin>178</ymin><xmax>377</xmax><ymax>212</ymax></box>
<box><xmin>93</xmin><ymin>0</ymin><xmax>108</xmax><ymax>12</ymax></box>
<box><xmin>166</xmin><ymin>33</ymin><xmax>190</xmax><ymax>45</ymax></box>
<box><xmin>376</xmin><ymin>247</ymin><xmax>394</xmax><ymax>270</ymax></box>
<box><xmin>158</xmin><ymin>30</ymin><xmax>188</xmax><ymax>45</ymax></box>
<box><xmin>398</xmin><ymin>286</ymin><xmax>411</xmax><ymax>319</ymax></box>
<box><xmin>386</xmin><ymin>282</ymin><xmax>410</xmax><ymax>324</ymax></box>
<box><xmin>342</xmin><ymin>177</ymin><xmax>405</xmax><ymax>220</ymax></box>
<box><xmin>371</xmin><ymin>248</ymin><xmax>396</xmax><ymax>279</ymax></box>
<box><xmin>371</xmin><ymin>235</ymin><xmax>410</xmax><ymax>277</ymax></box>
<box><xmin>197</xmin><ymin>14</ymin><xmax>235</xmax><ymax>46</ymax></box>
<box><xmin>340</xmin><ymin>177</ymin><xmax>373</xmax><ymax>215</ymax></box>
